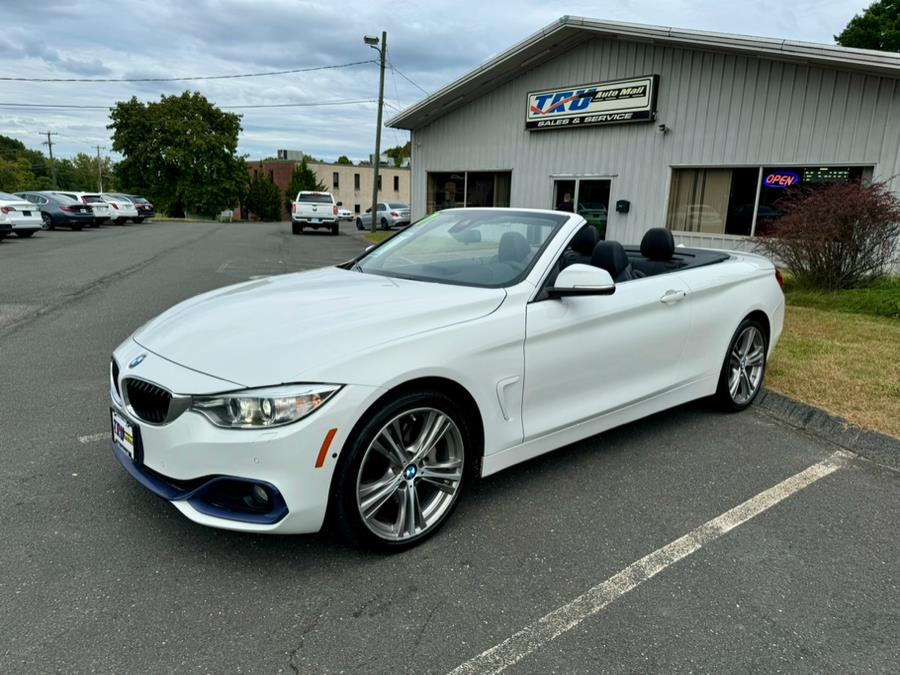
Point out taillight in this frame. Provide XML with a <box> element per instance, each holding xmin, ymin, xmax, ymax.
<box><xmin>1</xmin><ymin>207</ymin><xmax>11</xmax><ymax>214</ymax></box>
<box><xmin>82</xmin><ymin>197</ymin><xmax>88</xmax><ymax>203</ymax></box>
<box><xmin>390</xmin><ymin>211</ymin><xmax>399</xmax><ymax>217</ymax></box>
<box><xmin>60</xmin><ymin>206</ymin><xmax>71</xmax><ymax>212</ymax></box>
<box><xmin>333</xmin><ymin>205</ymin><xmax>338</xmax><ymax>215</ymax></box>
<box><xmin>110</xmin><ymin>203</ymin><xmax>118</xmax><ymax>210</ymax></box>
<box><xmin>292</xmin><ymin>203</ymin><xmax>297</xmax><ymax>213</ymax></box>
<box><xmin>775</xmin><ymin>269</ymin><xmax>784</xmax><ymax>291</ymax></box>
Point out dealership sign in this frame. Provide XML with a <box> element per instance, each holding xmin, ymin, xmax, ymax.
<box><xmin>526</xmin><ymin>75</ymin><xmax>659</xmax><ymax>130</ymax></box>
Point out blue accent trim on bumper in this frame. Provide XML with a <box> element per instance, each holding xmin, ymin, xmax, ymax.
<box><xmin>113</xmin><ymin>444</ymin><xmax>289</xmax><ymax>525</ymax></box>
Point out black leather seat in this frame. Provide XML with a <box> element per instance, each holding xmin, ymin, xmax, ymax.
<box><xmin>498</xmin><ymin>231</ymin><xmax>531</xmax><ymax>266</ymax></box>
<box><xmin>560</xmin><ymin>225</ymin><xmax>599</xmax><ymax>269</ymax></box>
<box><xmin>634</xmin><ymin>228</ymin><xmax>679</xmax><ymax>276</ymax></box>
<box><xmin>591</xmin><ymin>240</ymin><xmax>635</xmax><ymax>283</ymax></box>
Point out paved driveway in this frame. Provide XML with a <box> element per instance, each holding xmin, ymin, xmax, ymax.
<box><xmin>1</xmin><ymin>221</ymin><xmax>896</xmax><ymax>673</ymax></box>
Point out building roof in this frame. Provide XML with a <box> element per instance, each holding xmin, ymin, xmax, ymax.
<box><xmin>387</xmin><ymin>15</ymin><xmax>900</xmax><ymax>131</ymax></box>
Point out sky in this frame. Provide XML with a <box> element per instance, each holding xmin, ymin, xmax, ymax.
<box><xmin>0</xmin><ymin>0</ymin><xmax>869</xmax><ymax>163</ymax></box>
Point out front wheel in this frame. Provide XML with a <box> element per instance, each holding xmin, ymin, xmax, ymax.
<box><xmin>331</xmin><ymin>391</ymin><xmax>474</xmax><ymax>551</ymax></box>
<box><xmin>715</xmin><ymin>318</ymin><xmax>767</xmax><ymax>411</ymax></box>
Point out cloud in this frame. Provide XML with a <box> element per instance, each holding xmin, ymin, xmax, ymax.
<box><xmin>0</xmin><ymin>0</ymin><xmax>865</xmax><ymax>162</ymax></box>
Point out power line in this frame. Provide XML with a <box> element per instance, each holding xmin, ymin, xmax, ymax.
<box><xmin>388</xmin><ymin>62</ymin><xmax>429</xmax><ymax>96</ymax></box>
<box><xmin>0</xmin><ymin>59</ymin><xmax>376</xmax><ymax>83</ymax></box>
<box><xmin>0</xmin><ymin>99</ymin><xmax>377</xmax><ymax>111</ymax></box>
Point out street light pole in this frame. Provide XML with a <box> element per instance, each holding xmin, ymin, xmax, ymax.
<box><xmin>365</xmin><ymin>31</ymin><xmax>387</xmax><ymax>234</ymax></box>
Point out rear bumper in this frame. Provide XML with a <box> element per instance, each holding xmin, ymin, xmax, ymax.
<box><xmin>293</xmin><ymin>218</ymin><xmax>337</xmax><ymax>226</ymax></box>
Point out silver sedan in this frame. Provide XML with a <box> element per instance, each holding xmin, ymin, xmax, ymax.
<box><xmin>355</xmin><ymin>202</ymin><xmax>411</xmax><ymax>230</ymax></box>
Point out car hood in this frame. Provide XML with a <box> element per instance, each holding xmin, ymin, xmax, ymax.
<box><xmin>133</xmin><ymin>266</ymin><xmax>506</xmax><ymax>388</ymax></box>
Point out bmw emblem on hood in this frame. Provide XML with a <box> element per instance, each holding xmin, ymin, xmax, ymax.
<box><xmin>129</xmin><ymin>354</ymin><xmax>146</xmax><ymax>368</ymax></box>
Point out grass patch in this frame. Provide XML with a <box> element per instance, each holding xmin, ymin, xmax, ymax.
<box><xmin>767</xmin><ymin>305</ymin><xmax>900</xmax><ymax>438</ymax></box>
<box><xmin>364</xmin><ymin>231</ymin><xmax>395</xmax><ymax>244</ymax></box>
<box><xmin>784</xmin><ymin>277</ymin><xmax>900</xmax><ymax>320</ymax></box>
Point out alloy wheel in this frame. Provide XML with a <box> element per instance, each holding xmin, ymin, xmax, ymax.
<box><xmin>727</xmin><ymin>325</ymin><xmax>765</xmax><ymax>405</ymax></box>
<box><xmin>356</xmin><ymin>407</ymin><xmax>464</xmax><ymax>542</ymax></box>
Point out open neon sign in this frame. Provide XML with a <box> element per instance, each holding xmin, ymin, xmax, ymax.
<box><xmin>764</xmin><ymin>171</ymin><xmax>800</xmax><ymax>188</ymax></box>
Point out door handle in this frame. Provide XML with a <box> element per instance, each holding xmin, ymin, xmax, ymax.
<box><xmin>660</xmin><ymin>289</ymin><xmax>687</xmax><ymax>304</ymax></box>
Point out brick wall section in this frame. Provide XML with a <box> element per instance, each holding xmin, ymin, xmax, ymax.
<box><xmin>238</xmin><ymin>159</ymin><xmax>411</xmax><ymax>220</ymax></box>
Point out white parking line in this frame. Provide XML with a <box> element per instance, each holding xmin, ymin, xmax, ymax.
<box><xmin>216</xmin><ymin>260</ymin><xmax>231</xmax><ymax>273</ymax></box>
<box><xmin>448</xmin><ymin>450</ymin><xmax>851</xmax><ymax>675</ymax></box>
<box><xmin>78</xmin><ymin>432</ymin><xmax>107</xmax><ymax>444</ymax></box>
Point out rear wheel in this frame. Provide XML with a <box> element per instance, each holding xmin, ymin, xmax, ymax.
<box><xmin>331</xmin><ymin>222</ymin><xmax>339</xmax><ymax>236</ymax></box>
<box><xmin>380</xmin><ymin>217</ymin><xmax>390</xmax><ymax>230</ymax></box>
<box><xmin>133</xmin><ymin>217</ymin><xmax>144</xmax><ymax>224</ymax></box>
<box><xmin>42</xmin><ymin>213</ymin><xmax>53</xmax><ymax>230</ymax></box>
<box><xmin>715</xmin><ymin>318</ymin><xmax>767</xmax><ymax>411</ymax></box>
<box><xmin>16</xmin><ymin>230</ymin><xmax>35</xmax><ymax>238</ymax></box>
<box><xmin>331</xmin><ymin>390</ymin><xmax>473</xmax><ymax>551</ymax></box>
<box><xmin>356</xmin><ymin>218</ymin><xmax>364</xmax><ymax>230</ymax></box>
<box><xmin>71</xmin><ymin>222</ymin><xmax>84</xmax><ymax>231</ymax></box>
<box><xmin>292</xmin><ymin>222</ymin><xmax>303</xmax><ymax>235</ymax></box>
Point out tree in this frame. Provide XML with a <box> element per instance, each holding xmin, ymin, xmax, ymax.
<box><xmin>0</xmin><ymin>156</ymin><xmax>35</xmax><ymax>192</ymax></box>
<box><xmin>108</xmin><ymin>91</ymin><xmax>247</xmax><ymax>217</ymax></box>
<box><xmin>336</xmin><ymin>155</ymin><xmax>353</xmax><ymax>165</ymax></box>
<box><xmin>835</xmin><ymin>0</ymin><xmax>900</xmax><ymax>51</ymax></box>
<box><xmin>383</xmin><ymin>141</ymin><xmax>411</xmax><ymax>167</ymax></box>
<box><xmin>755</xmin><ymin>180</ymin><xmax>900</xmax><ymax>290</ymax></box>
<box><xmin>245</xmin><ymin>173</ymin><xmax>283</xmax><ymax>221</ymax></box>
<box><xmin>284</xmin><ymin>157</ymin><xmax>325</xmax><ymax>212</ymax></box>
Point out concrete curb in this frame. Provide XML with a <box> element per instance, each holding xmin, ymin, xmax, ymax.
<box><xmin>755</xmin><ymin>389</ymin><xmax>900</xmax><ymax>469</ymax></box>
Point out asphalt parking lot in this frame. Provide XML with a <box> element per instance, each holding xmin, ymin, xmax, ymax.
<box><xmin>1</xmin><ymin>220</ymin><xmax>897</xmax><ymax>673</ymax></box>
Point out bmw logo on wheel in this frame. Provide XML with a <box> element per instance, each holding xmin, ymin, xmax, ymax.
<box><xmin>129</xmin><ymin>354</ymin><xmax>147</xmax><ymax>368</ymax></box>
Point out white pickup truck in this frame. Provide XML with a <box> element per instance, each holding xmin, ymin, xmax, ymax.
<box><xmin>291</xmin><ymin>191</ymin><xmax>340</xmax><ymax>235</ymax></box>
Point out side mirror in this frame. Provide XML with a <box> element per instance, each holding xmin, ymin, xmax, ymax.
<box><xmin>547</xmin><ymin>264</ymin><xmax>615</xmax><ymax>298</ymax></box>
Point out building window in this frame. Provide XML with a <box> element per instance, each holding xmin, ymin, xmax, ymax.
<box><xmin>333</xmin><ymin>172</ymin><xmax>339</xmax><ymax>188</ymax></box>
<box><xmin>354</xmin><ymin>204</ymin><xmax>360</xmax><ymax>213</ymax></box>
<box><xmin>393</xmin><ymin>175</ymin><xmax>400</xmax><ymax>191</ymax></box>
<box><xmin>666</xmin><ymin>165</ymin><xmax>869</xmax><ymax>237</ymax></box>
<box><xmin>377</xmin><ymin>175</ymin><xmax>382</xmax><ymax>191</ymax></box>
<box><xmin>354</xmin><ymin>173</ymin><xmax>360</xmax><ymax>190</ymax></box>
<box><xmin>426</xmin><ymin>171</ymin><xmax>512</xmax><ymax>213</ymax></box>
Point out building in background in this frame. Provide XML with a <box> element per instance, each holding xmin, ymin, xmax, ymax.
<box><xmin>242</xmin><ymin>158</ymin><xmax>410</xmax><ymax>220</ymax></box>
<box><xmin>388</xmin><ymin>16</ymin><xmax>900</xmax><ymax>250</ymax></box>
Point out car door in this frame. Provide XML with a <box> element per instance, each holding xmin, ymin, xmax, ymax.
<box><xmin>522</xmin><ymin>273</ymin><xmax>692</xmax><ymax>441</ymax></box>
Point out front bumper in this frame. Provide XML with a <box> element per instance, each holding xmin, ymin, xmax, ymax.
<box><xmin>109</xmin><ymin>348</ymin><xmax>380</xmax><ymax>533</ymax></box>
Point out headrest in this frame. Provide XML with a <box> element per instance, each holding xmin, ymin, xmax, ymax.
<box><xmin>498</xmin><ymin>231</ymin><xmax>531</xmax><ymax>263</ymax></box>
<box><xmin>591</xmin><ymin>240</ymin><xmax>629</xmax><ymax>278</ymax></box>
<box><xmin>640</xmin><ymin>228</ymin><xmax>675</xmax><ymax>261</ymax></box>
<box><xmin>569</xmin><ymin>224</ymin><xmax>599</xmax><ymax>255</ymax></box>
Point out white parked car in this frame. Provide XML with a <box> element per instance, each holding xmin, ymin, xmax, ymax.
<box><xmin>291</xmin><ymin>191</ymin><xmax>339</xmax><ymax>235</ymax></box>
<box><xmin>0</xmin><ymin>191</ymin><xmax>42</xmax><ymax>238</ymax></box>
<box><xmin>54</xmin><ymin>192</ymin><xmax>112</xmax><ymax>227</ymax></box>
<box><xmin>109</xmin><ymin>209</ymin><xmax>784</xmax><ymax>549</ymax></box>
<box><xmin>101</xmin><ymin>193</ymin><xmax>139</xmax><ymax>224</ymax></box>
<box><xmin>338</xmin><ymin>207</ymin><xmax>354</xmax><ymax>222</ymax></box>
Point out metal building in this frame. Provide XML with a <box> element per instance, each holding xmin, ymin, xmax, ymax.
<box><xmin>388</xmin><ymin>16</ymin><xmax>900</xmax><ymax>249</ymax></box>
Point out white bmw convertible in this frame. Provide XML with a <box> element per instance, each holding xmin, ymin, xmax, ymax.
<box><xmin>110</xmin><ymin>208</ymin><xmax>784</xmax><ymax>549</ymax></box>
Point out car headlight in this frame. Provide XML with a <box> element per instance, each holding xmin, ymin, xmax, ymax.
<box><xmin>191</xmin><ymin>384</ymin><xmax>341</xmax><ymax>429</ymax></box>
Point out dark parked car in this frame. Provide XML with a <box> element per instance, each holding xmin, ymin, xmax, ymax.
<box><xmin>16</xmin><ymin>191</ymin><xmax>94</xmax><ymax>231</ymax></box>
<box><xmin>128</xmin><ymin>195</ymin><xmax>156</xmax><ymax>222</ymax></box>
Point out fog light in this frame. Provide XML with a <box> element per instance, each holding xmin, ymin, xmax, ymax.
<box><xmin>242</xmin><ymin>484</ymin><xmax>270</xmax><ymax>510</ymax></box>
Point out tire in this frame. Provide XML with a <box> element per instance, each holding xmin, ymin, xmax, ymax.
<box><xmin>331</xmin><ymin>390</ymin><xmax>474</xmax><ymax>551</ymax></box>
<box><xmin>71</xmin><ymin>223</ymin><xmax>83</xmax><ymax>231</ymax></box>
<box><xmin>15</xmin><ymin>230</ymin><xmax>35</xmax><ymax>238</ymax></box>
<box><xmin>380</xmin><ymin>217</ymin><xmax>390</xmax><ymax>231</ymax></box>
<box><xmin>715</xmin><ymin>318</ymin><xmax>768</xmax><ymax>412</ymax></box>
<box><xmin>356</xmin><ymin>218</ymin><xmax>364</xmax><ymax>230</ymax></box>
<box><xmin>292</xmin><ymin>222</ymin><xmax>303</xmax><ymax>235</ymax></box>
<box><xmin>331</xmin><ymin>222</ymin><xmax>339</xmax><ymax>236</ymax></box>
<box><xmin>42</xmin><ymin>213</ymin><xmax>54</xmax><ymax>230</ymax></box>
<box><xmin>133</xmin><ymin>217</ymin><xmax>145</xmax><ymax>224</ymax></box>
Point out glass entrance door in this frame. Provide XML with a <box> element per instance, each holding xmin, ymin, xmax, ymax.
<box><xmin>553</xmin><ymin>178</ymin><xmax>611</xmax><ymax>239</ymax></box>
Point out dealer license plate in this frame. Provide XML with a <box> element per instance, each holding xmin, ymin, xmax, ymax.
<box><xmin>111</xmin><ymin>410</ymin><xmax>135</xmax><ymax>461</ymax></box>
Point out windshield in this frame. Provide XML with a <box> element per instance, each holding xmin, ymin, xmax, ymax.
<box><xmin>297</xmin><ymin>194</ymin><xmax>332</xmax><ymax>204</ymax></box>
<box><xmin>356</xmin><ymin>209</ymin><xmax>567</xmax><ymax>288</ymax></box>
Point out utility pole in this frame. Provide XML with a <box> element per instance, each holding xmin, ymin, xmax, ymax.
<box><xmin>364</xmin><ymin>31</ymin><xmax>387</xmax><ymax>234</ymax></box>
<box><xmin>41</xmin><ymin>131</ymin><xmax>58</xmax><ymax>188</ymax></box>
<box><xmin>95</xmin><ymin>145</ymin><xmax>106</xmax><ymax>193</ymax></box>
